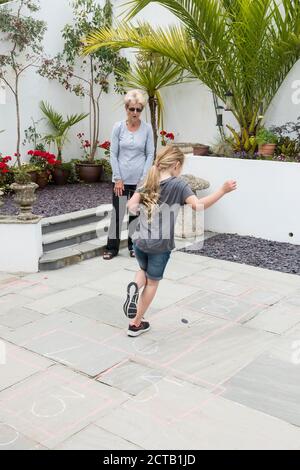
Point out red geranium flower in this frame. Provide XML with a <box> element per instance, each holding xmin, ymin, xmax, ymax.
<box><xmin>166</xmin><ymin>133</ymin><xmax>174</xmax><ymax>140</ymax></box>
<box><xmin>160</xmin><ymin>130</ymin><xmax>167</xmax><ymax>136</ymax></box>
<box><xmin>99</xmin><ymin>140</ymin><xmax>110</xmax><ymax>150</ymax></box>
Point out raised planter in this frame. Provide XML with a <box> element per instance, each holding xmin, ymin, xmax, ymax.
<box><xmin>183</xmin><ymin>155</ymin><xmax>300</xmax><ymax>245</ymax></box>
<box><xmin>76</xmin><ymin>162</ymin><xmax>103</xmax><ymax>183</ymax></box>
<box><xmin>0</xmin><ymin>216</ymin><xmax>43</xmax><ymax>273</ymax></box>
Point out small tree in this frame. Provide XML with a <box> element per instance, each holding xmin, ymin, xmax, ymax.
<box><xmin>0</xmin><ymin>0</ymin><xmax>46</xmax><ymax>167</ymax></box>
<box><xmin>39</xmin><ymin>0</ymin><xmax>129</xmax><ymax>162</ymax></box>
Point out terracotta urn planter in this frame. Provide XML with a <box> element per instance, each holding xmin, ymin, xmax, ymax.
<box><xmin>10</xmin><ymin>182</ymin><xmax>39</xmax><ymax>220</ymax></box>
<box><xmin>76</xmin><ymin>162</ymin><xmax>103</xmax><ymax>183</ymax></box>
<box><xmin>36</xmin><ymin>170</ymin><xmax>49</xmax><ymax>189</ymax></box>
<box><xmin>258</xmin><ymin>143</ymin><xmax>277</xmax><ymax>157</ymax></box>
<box><xmin>193</xmin><ymin>144</ymin><xmax>210</xmax><ymax>156</ymax></box>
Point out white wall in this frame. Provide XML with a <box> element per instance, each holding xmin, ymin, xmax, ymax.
<box><xmin>183</xmin><ymin>155</ymin><xmax>300</xmax><ymax>245</ymax></box>
<box><xmin>0</xmin><ymin>0</ymin><xmax>300</xmax><ymax>158</ymax></box>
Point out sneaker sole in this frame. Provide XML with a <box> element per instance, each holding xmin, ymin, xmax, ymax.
<box><xmin>127</xmin><ymin>325</ymin><xmax>151</xmax><ymax>337</ymax></box>
<box><xmin>123</xmin><ymin>282</ymin><xmax>139</xmax><ymax>319</ymax></box>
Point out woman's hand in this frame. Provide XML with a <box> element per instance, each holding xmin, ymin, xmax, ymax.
<box><xmin>222</xmin><ymin>180</ymin><xmax>237</xmax><ymax>194</ymax></box>
<box><xmin>114</xmin><ymin>180</ymin><xmax>124</xmax><ymax>197</ymax></box>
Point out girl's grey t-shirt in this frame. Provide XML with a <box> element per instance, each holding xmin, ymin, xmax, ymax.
<box><xmin>132</xmin><ymin>176</ymin><xmax>194</xmax><ymax>253</ymax></box>
<box><xmin>110</xmin><ymin>120</ymin><xmax>154</xmax><ymax>185</ymax></box>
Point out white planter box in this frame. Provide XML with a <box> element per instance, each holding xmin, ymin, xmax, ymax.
<box><xmin>0</xmin><ymin>217</ymin><xmax>43</xmax><ymax>273</ymax></box>
<box><xmin>182</xmin><ymin>155</ymin><xmax>300</xmax><ymax>245</ymax></box>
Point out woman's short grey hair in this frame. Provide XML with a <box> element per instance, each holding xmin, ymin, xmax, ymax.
<box><xmin>124</xmin><ymin>89</ymin><xmax>147</xmax><ymax>108</ymax></box>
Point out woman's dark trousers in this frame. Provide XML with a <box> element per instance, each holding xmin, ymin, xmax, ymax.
<box><xmin>106</xmin><ymin>184</ymin><xmax>138</xmax><ymax>256</ymax></box>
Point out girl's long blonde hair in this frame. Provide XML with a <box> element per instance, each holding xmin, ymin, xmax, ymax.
<box><xmin>139</xmin><ymin>145</ymin><xmax>185</xmax><ymax>220</ymax></box>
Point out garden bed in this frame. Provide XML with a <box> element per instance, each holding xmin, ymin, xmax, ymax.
<box><xmin>1</xmin><ymin>182</ymin><xmax>113</xmax><ymax>218</ymax></box>
<box><xmin>181</xmin><ymin>233</ymin><xmax>300</xmax><ymax>275</ymax></box>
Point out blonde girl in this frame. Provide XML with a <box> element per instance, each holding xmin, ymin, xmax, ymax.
<box><xmin>123</xmin><ymin>145</ymin><xmax>237</xmax><ymax>336</ymax></box>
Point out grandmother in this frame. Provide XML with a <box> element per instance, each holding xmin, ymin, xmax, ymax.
<box><xmin>103</xmin><ymin>89</ymin><xmax>155</xmax><ymax>260</ymax></box>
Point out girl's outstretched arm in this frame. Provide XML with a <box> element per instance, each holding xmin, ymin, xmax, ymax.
<box><xmin>127</xmin><ymin>192</ymin><xmax>141</xmax><ymax>215</ymax></box>
<box><xmin>185</xmin><ymin>180</ymin><xmax>237</xmax><ymax>211</ymax></box>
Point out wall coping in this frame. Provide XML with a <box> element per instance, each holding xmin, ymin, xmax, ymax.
<box><xmin>0</xmin><ymin>215</ymin><xmax>42</xmax><ymax>225</ymax></box>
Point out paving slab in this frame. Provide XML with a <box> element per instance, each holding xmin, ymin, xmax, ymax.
<box><xmin>136</xmin><ymin>320</ymin><xmax>277</xmax><ymax>388</ymax></box>
<box><xmin>0</xmin><ymin>293</ymin><xmax>33</xmax><ymax>315</ymax></box>
<box><xmin>65</xmin><ymin>293</ymin><xmax>134</xmax><ymax>329</ymax></box>
<box><xmin>223</xmin><ymin>338</ymin><xmax>300</xmax><ymax>427</ymax></box>
<box><xmin>0</xmin><ymin>364</ymin><xmax>130</xmax><ymax>449</ymax></box>
<box><xmin>245</xmin><ymin>302</ymin><xmax>300</xmax><ymax>334</ymax></box>
<box><xmin>95</xmin><ymin>377</ymin><xmax>300</xmax><ymax>450</ymax></box>
<box><xmin>181</xmin><ymin>274</ymin><xmax>253</xmax><ymax>297</ymax></box>
<box><xmin>0</xmin><ymin>423</ymin><xmax>42</xmax><ymax>450</ymax></box>
<box><xmin>97</xmin><ymin>360</ymin><xmax>165</xmax><ymax>396</ymax></box>
<box><xmin>178</xmin><ymin>290</ymin><xmax>263</xmax><ymax>323</ymax></box>
<box><xmin>19</xmin><ymin>283</ymin><xmax>61</xmax><ymax>300</ymax></box>
<box><xmin>55</xmin><ymin>424</ymin><xmax>142</xmax><ymax>450</ymax></box>
<box><xmin>0</xmin><ymin>307</ymin><xmax>45</xmax><ymax>329</ymax></box>
<box><xmin>0</xmin><ymin>341</ymin><xmax>53</xmax><ymax>392</ymax></box>
<box><xmin>25</xmin><ymin>286</ymin><xmax>99</xmax><ymax>315</ymax></box>
<box><xmin>0</xmin><ymin>278</ymin><xmax>40</xmax><ymax>296</ymax></box>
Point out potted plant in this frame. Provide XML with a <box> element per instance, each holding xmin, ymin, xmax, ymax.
<box><xmin>17</xmin><ymin>163</ymin><xmax>41</xmax><ymax>183</ymax></box>
<box><xmin>39</xmin><ymin>0</ymin><xmax>129</xmax><ymax>182</ymax></box>
<box><xmin>39</xmin><ymin>101</ymin><xmax>88</xmax><ymax>184</ymax></box>
<box><xmin>27</xmin><ymin>149</ymin><xmax>61</xmax><ymax>188</ymax></box>
<box><xmin>192</xmin><ymin>143</ymin><xmax>210</xmax><ymax>156</ymax></box>
<box><xmin>256</xmin><ymin>128</ymin><xmax>278</xmax><ymax>157</ymax></box>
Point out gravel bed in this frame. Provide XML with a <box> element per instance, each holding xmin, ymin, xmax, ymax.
<box><xmin>0</xmin><ymin>182</ymin><xmax>113</xmax><ymax>218</ymax></box>
<box><xmin>181</xmin><ymin>233</ymin><xmax>300</xmax><ymax>275</ymax></box>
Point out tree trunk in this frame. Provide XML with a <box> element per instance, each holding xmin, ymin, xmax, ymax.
<box><xmin>15</xmin><ymin>78</ymin><xmax>21</xmax><ymax>168</ymax></box>
<box><xmin>148</xmin><ymin>95</ymin><xmax>158</xmax><ymax>157</ymax></box>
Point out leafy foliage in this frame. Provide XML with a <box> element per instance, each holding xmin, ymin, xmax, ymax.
<box><xmin>84</xmin><ymin>0</ymin><xmax>300</xmax><ymax>151</ymax></box>
<box><xmin>0</xmin><ymin>0</ymin><xmax>46</xmax><ymax>165</ymax></box>
<box><xmin>39</xmin><ymin>0</ymin><xmax>130</xmax><ymax>161</ymax></box>
<box><xmin>40</xmin><ymin>101</ymin><xmax>88</xmax><ymax>161</ymax></box>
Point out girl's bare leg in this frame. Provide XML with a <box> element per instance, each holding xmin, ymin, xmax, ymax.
<box><xmin>131</xmin><ymin>278</ymin><xmax>159</xmax><ymax>327</ymax></box>
<box><xmin>135</xmin><ymin>269</ymin><xmax>147</xmax><ymax>290</ymax></box>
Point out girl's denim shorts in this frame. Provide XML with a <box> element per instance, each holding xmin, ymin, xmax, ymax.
<box><xmin>133</xmin><ymin>243</ymin><xmax>171</xmax><ymax>281</ymax></box>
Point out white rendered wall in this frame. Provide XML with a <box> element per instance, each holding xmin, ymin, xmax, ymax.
<box><xmin>183</xmin><ymin>155</ymin><xmax>300</xmax><ymax>245</ymax></box>
<box><xmin>0</xmin><ymin>219</ymin><xmax>43</xmax><ymax>272</ymax></box>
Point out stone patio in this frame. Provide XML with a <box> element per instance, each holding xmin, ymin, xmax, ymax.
<box><xmin>0</xmin><ymin>246</ymin><xmax>300</xmax><ymax>450</ymax></box>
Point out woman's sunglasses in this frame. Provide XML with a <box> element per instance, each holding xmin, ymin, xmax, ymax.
<box><xmin>128</xmin><ymin>107</ymin><xmax>143</xmax><ymax>113</ymax></box>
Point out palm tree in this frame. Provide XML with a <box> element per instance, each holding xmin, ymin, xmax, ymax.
<box><xmin>117</xmin><ymin>51</ymin><xmax>192</xmax><ymax>152</ymax></box>
<box><xmin>84</xmin><ymin>0</ymin><xmax>300</xmax><ymax>152</ymax></box>
<box><xmin>40</xmin><ymin>101</ymin><xmax>88</xmax><ymax>161</ymax></box>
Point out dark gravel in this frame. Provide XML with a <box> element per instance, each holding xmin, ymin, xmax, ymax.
<box><xmin>1</xmin><ymin>182</ymin><xmax>113</xmax><ymax>218</ymax></box>
<box><xmin>181</xmin><ymin>233</ymin><xmax>300</xmax><ymax>275</ymax></box>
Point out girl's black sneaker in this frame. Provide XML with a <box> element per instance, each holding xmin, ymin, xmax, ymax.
<box><xmin>127</xmin><ymin>321</ymin><xmax>150</xmax><ymax>337</ymax></box>
<box><xmin>123</xmin><ymin>282</ymin><xmax>139</xmax><ymax>319</ymax></box>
